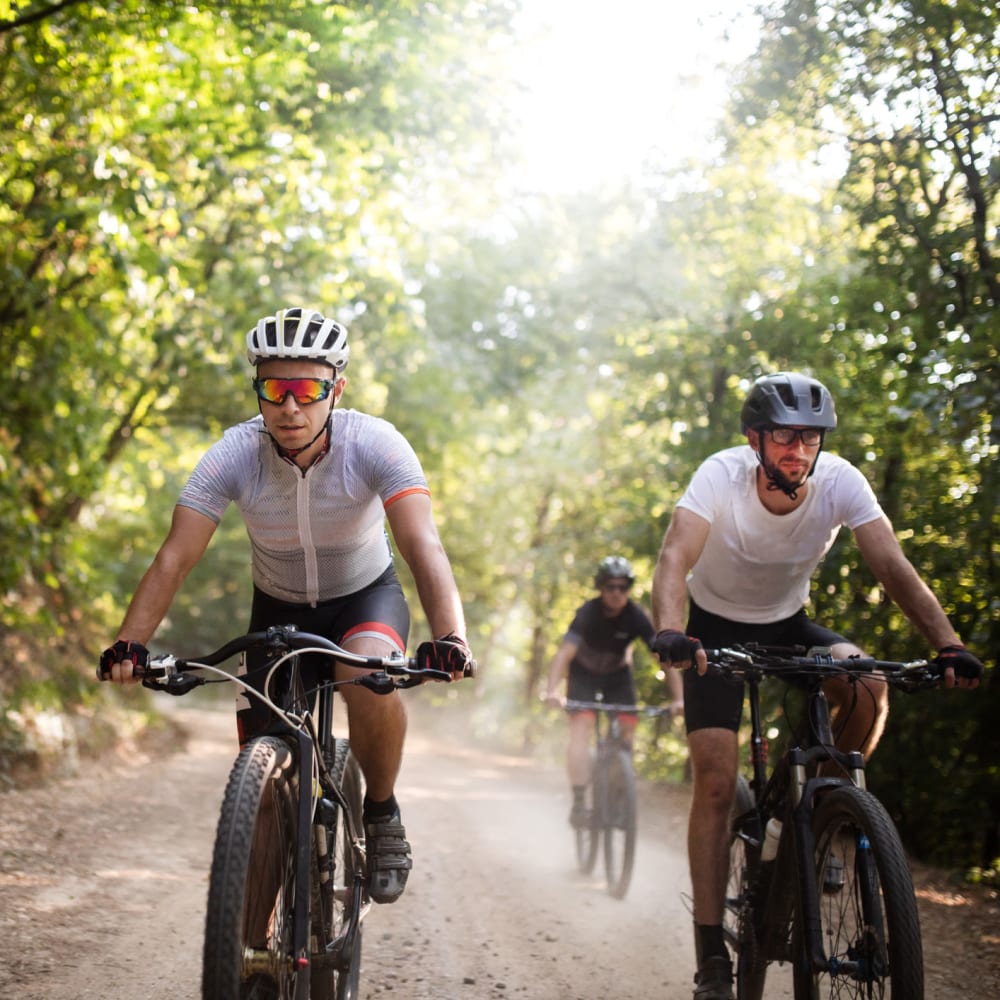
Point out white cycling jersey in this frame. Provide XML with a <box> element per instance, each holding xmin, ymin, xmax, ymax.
<box><xmin>177</xmin><ymin>409</ymin><xmax>429</xmax><ymax>605</ymax></box>
<box><xmin>677</xmin><ymin>445</ymin><xmax>884</xmax><ymax>623</ymax></box>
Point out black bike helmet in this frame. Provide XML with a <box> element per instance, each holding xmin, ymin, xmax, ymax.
<box><xmin>594</xmin><ymin>555</ymin><xmax>635</xmax><ymax>587</ymax></box>
<box><xmin>740</xmin><ymin>372</ymin><xmax>837</xmax><ymax>432</ymax></box>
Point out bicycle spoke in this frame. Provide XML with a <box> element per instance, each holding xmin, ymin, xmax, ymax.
<box><xmin>806</xmin><ymin>787</ymin><xmax>923</xmax><ymax>999</ymax></box>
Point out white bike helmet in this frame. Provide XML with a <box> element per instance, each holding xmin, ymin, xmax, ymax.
<box><xmin>246</xmin><ymin>307</ymin><xmax>349</xmax><ymax>371</ymax></box>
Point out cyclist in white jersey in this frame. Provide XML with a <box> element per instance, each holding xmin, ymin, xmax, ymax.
<box><xmin>649</xmin><ymin>371</ymin><xmax>983</xmax><ymax>1000</ymax></box>
<box><xmin>100</xmin><ymin>306</ymin><xmax>475</xmax><ymax>905</ymax></box>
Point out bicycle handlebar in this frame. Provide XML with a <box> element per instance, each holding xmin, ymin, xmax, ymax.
<box><xmin>704</xmin><ymin>643</ymin><xmax>940</xmax><ymax>692</ymax></box>
<box><xmin>101</xmin><ymin>625</ymin><xmax>453</xmax><ymax>691</ymax></box>
<box><xmin>563</xmin><ymin>699</ymin><xmax>676</xmax><ymax>717</ymax></box>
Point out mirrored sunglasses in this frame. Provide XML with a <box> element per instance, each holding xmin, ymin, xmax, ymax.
<box><xmin>253</xmin><ymin>377</ymin><xmax>334</xmax><ymax>405</ymax></box>
<box><xmin>766</xmin><ymin>427</ymin><xmax>823</xmax><ymax>446</ymax></box>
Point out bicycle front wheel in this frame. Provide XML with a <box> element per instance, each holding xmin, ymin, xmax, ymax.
<box><xmin>203</xmin><ymin>735</ymin><xmax>301</xmax><ymax>1000</ymax></box>
<box><xmin>602</xmin><ymin>748</ymin><xmax>637</xmax><ymax>900</ymax></box>
<box><xmin>795</xmin><ymin>785</ymin><xmax>924</xmax><ymax>1000</ymax></box>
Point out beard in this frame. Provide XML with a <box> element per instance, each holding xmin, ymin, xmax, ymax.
<box><xmin>758</xmin><ymin>445</ymin><xmax>814</xmax><ymax>499</ymax></box>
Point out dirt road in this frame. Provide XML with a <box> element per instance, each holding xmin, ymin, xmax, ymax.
<box><xmin>0</xmin><ymin>695</ymin><xmax>997</xmax><ymax>999</ymax></box>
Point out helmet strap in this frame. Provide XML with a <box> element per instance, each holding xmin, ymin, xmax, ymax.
<box><xmin>259</xmin><ymin>398</ymin><xmax>335</xmax><ymax>464</ymax></box>
<box><xmin>278</xmin><ymin>414</ymin><xmax>331</xmax><ymax>460</ymax></box>
<box><xmin>755</xmin><ymin>437</ymin><xmax>821</xmax><ymax>501</ymax></box>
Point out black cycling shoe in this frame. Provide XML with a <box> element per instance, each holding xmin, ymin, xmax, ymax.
<box><xmin>365</xmin><ymin>808</ymin><xmax>413</xmax><ymax>904</ymax></box>
<box><xmin>693</xmin><ymin>956</ymin><xmax>734</xmax><ymax>1000</ymax></box>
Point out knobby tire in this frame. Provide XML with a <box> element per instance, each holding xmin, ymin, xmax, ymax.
<box><xmin>602</xmin><ymin>748</ymin><xmax>637</xmax><ymax>900</ymax></box>
<box><xmin>202</xmin><ymin>735</ymin><xmax>300</xmax><ymax>1000</ymax></box>
<box><xmin>795</xmin><ymin>785</ymin><xmax>924</xmax><ymax>1000</ymax></box>
<box><xmin>575</xmin><ymin>776</ymin><xmax>600</xmax><ymax>875</ymax></box>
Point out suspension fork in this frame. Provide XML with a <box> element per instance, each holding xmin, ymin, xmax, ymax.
<box><xmin>790</xmin><ymin>750</ymin><xmax>869</xmax><ymax>975</ymax></box>
<box><xmin>294</xmin><ymin>729</ymin><xmax>315</xmax><ymax>998</ymax></box>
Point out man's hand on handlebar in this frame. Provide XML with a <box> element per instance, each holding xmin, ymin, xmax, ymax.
<box><xmin>415</xmin><ymin>633</ymin><xmax>476</xmax><ymax>680</ymax></box>
<box><xmin>542</xmin><ymin>690</ymin><xmax>565</xmax><ymax>710</ymax></box>
<box><xmin>933</xmin><ymin>644</ymin><xmax>983</xmax><ymax>690</ymax></box>
<box><xmin>97</xmin><ymin>640</ymin><xmax>150</xmax><ymax>684</ymax></box>
<box><xmin>651</xmin><ymin>628</ymin><xmax>709</xmax><ymax>675</ymax></box>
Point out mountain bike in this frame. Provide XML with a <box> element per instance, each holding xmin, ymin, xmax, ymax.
<box><xmin>565</xmin><ymin>699</ymin><xmax>674</xmax><ymax>900</ymax></box>
<box><xmin>98</xmin><ymin>624</ymin><xmax>460</xmax><ymax>1000</ymax></box>
<box><xmin>713</xmin><ymin>643</ymin><xmax>940</xmax><ymax>1000</ymax></box>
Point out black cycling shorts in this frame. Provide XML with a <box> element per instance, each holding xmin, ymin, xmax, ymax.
<box><xmin>682</xmin><ymin>601</ymin><xmax>848</xmax><ymax>734</ymax></box>
<box><xmin>236</xmin><ymin>564</ymin><xmax>410</xmax><ymax>743</ymax></box>
<box><xmin>567</xmin><ymin>663</ymin><xmax>637</xmax><ymax>711</ymax></box>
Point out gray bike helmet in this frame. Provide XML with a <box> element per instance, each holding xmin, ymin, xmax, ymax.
<box><xmin>740</xmin><ymin>372</ymin><xmax>837</xmax><ymax>432</ymax></box>
<box><xmin>594</xmin><ymin>555</ymin><xmax>635</xmax><ymax>587</ymax></box>
<box><xmin>246</xmin><ymin>307</ymin><xmax>350</xmax><ymax>371</ymax></box>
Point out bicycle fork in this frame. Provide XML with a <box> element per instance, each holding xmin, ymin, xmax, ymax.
<box><xmin>239</xmin><ymin>730</ymin><xmax>316</xmax><ymax>998</ymax></box>
<box><xmin>788</xmin><ymin>743</ymin><xmax>869</xmax><ymax>979</ymax></box>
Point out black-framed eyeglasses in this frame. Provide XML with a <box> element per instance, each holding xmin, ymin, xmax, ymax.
<box><xmin>602</xmin><ymin>582</ymin><xmax>631</xmax><ymax>593</ymax></box>
<box><xmin>765</xmin><ymin>427</ymin><xmax>823</xmax><ymax>447</ymax></box>
<box><xmin>253</xmin><ymin>376</ymin><xmax>335</xmax><ymax>405</ymax></box>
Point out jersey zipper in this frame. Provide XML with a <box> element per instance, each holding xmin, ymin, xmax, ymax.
<box><xmin>297</xmin><ymin>466</ymin><xmax>320</xmax><ymax>606</ymax></box>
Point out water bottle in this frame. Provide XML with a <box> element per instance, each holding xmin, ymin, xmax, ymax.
<box><xmin>761</xmin><ymin>817</ymin><xmax>782</xmax><ymax>862</ymax></box>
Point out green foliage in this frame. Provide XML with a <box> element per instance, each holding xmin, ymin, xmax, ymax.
<box><xmin>0</xmin><ymin>0</ymin><xmax>995</xmax><ymax>872</ymax></box>
<box><xmin>0</xmin><ymin>0</ymin><xmax>519</xmax><ymax>626</ymax></box>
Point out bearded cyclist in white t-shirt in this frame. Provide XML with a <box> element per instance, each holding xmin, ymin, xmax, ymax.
<box><xmin>99</xmin><ymin>306</ymin><xmax>475</xmax><ymax>906</ymax></box>
<box><xmin>650</xmin><ymin>371</ymin><xmax>983</xmax><ymax>1000</ymax></box>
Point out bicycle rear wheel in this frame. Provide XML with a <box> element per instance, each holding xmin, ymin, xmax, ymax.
<box><xmin>313</xmin><ymin>739</ymin><xmax>365</xmax><ymax>1000</ymax></box>
<box><xmin>725</xmin><ymin>774</ymin><xmax>769</xmax><ymax>1000</ymax></box>
<box><xmin>203</xmin><ymin>735</ymin><xmax>301</xmax><ymax>1000</ymax></box>
<box><xmin>602</xmin><ymin>748</ymin><xmax>637</xmax><ymax>899</ymax></box>
<box><xmin>795</xmin><ymin>785</ymin><xmax>924</xmax><ymax>1000</ymax></box>
<box><xmin>574</xmin><ymin>779</ymin><xmax>600</xmax><ymax>875</ymax></box>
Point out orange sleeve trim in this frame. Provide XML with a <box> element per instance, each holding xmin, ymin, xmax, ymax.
<box><xmin>384</xmin><ymin>486</ymin><xmax>431</xmax><ymax>510</ymax></box>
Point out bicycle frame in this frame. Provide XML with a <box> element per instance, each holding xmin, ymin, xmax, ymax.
<box><xmin>719</xmin><ymin>644</ymin><xmax>937</xmax><ymax>997</ymax></box>
<box><xmin>565</xmin><ymin>700</ymin><xmax>672</xmax><ymax>900</ymax></box>
<box><xmin>740</xmin><ymin>670</ymin><xmax>869</xmax><ymax>972</ymax></box>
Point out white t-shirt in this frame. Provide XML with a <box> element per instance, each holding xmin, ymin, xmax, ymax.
<box><xmin>676</xmin><ymin>446</ymin><xmax>884</xmax><ymax>623</ymax></box>
<box><xmin>177</xmin><ymin>409</ymin><xmax>428</xmax><ymax>606</ymax></box>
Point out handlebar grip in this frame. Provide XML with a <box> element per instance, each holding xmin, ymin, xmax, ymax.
<box><xmin>96</xmin><ymin>662</ymin><xmax>158</xmax><ymax>682</ymax></box>
<box><xmin>98</xmin><ymin>640</ymin><xmax>152</xmax><ymax>683</ymax></box>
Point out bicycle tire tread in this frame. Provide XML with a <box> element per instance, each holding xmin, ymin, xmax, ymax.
<box><xmin>804</xmin><ymin>785</ymin><xmax>924</xmax><ymax>999</ymax></box>
<box><xmin>202</xmin><ymin>736</ymin><xmax>297</xmax><ymax>1000</ymax></box>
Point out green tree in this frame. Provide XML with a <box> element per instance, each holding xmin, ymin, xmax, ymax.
<box><xmin>722</xmin><ymin>0</ymin><xmax>998</xmax><ymax>865</ymax></box>
<box><xmin>0</xmin><ymin>0</ymin><xmax>518</xmax><ymax>651</ymax></box>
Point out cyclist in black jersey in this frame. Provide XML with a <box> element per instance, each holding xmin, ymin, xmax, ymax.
<box><xmin>99</xmin><ymin>307</ymin><xmax>475</xmax><ymax>906</ymax></box>
<box><xmin>545</xmin><ymin>555</ymin><xmax>683</xmax><ymax>826</ymax></box>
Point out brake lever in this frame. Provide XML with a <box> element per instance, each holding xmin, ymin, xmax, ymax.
<box><xmin>355</xmin><ymin>672</ymin><xmax>398</xmax><ymax>695</ymax></box>
<box><xmin>142</xmin><ymin>674</ymin><xmax>203</xmax><ymax>696</ymax></box>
